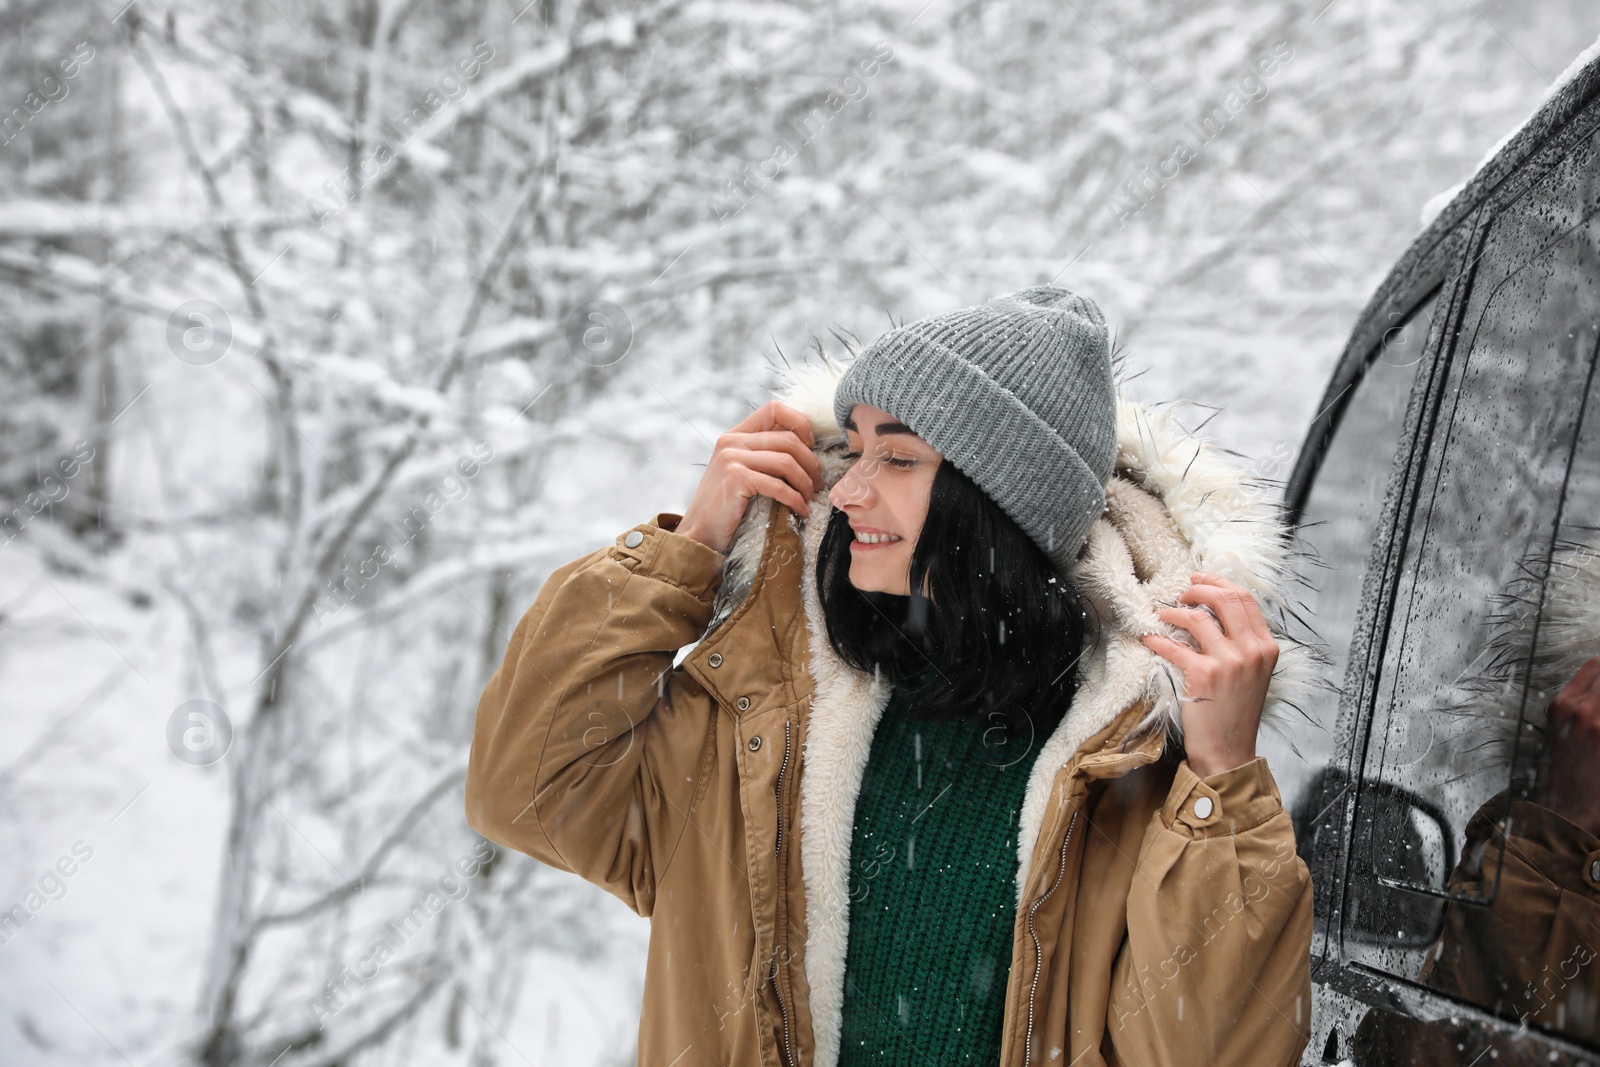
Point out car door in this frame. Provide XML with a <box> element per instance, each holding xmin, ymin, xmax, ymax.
<box><xmin>1274</xmin><ymin>48</ymin><xmax>1600</xmax><ymax>1066</ymax></box>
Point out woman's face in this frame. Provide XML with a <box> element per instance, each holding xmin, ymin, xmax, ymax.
<box><xmin>829</xmin><ymin>403</ymin><xmax>942</xmax><ymax>595</ymax></box>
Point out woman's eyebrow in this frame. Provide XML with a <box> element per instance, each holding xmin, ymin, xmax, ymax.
<box><xmin>842</xmin><ymin>414</ymin><xmax>919</xmax><ymax>436</ymax></box>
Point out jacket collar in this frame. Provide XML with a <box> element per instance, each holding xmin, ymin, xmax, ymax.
<box><xmin>693</xmin><ymin>359</ymin><xmax>1318</xmax><ymax>1067</ymax></box>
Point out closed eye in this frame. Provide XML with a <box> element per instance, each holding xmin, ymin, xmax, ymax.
<box><xmin>843</xmin><ymin>451</ymin><xmax>917</xmax><ymax>468</ymax></box>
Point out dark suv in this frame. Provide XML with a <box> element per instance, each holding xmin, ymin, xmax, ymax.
<box><xmin>1277</xmin><ymin>43</ymin><xmax>1600</xmax><ymax>1067</ymax></box>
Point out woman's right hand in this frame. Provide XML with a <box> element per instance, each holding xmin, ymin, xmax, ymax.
<box><xmin>675</xmin><ymin>401</ymin><xmax>822</xmax><ymax>554</ymax></box>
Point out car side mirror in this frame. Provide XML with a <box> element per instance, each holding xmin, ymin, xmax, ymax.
<box><xmin>1292</xmin><ymin>767</ymin><xmax>1453</xmax><ymax>949</ymax></box>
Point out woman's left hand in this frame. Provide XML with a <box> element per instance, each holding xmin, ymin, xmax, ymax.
<box><xmin>1139</xmin><ymin>571</ymin><xmax>1279</xmax><ymax>778</ymax></box>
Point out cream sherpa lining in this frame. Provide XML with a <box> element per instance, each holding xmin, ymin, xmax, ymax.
<box><xmin>702</xmin><ymin>358</ymin><xmax>1321</xmax><ymax>1067</ymax></box>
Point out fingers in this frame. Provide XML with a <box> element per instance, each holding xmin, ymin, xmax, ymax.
<box><xmin>733</xmin><ymin>400</ymin><xmax>817</xmax><ymax>449</ymax></box>
<box><xmin>732</xmin><ymin>449</ymin><xmax>818</xmax><ymax>515</ymax></box>
<box><xmin>684</xmin><ymin>403</ymin><xmax>824</xmax><ymax>545</ymax></box>
<box><xmin>1150</xmin><ymin>572</ymin><xmax>1279</xmax><ymax>672</ymax></box>
<box><xmin>725</xmin><ymin>428</ymin><xmax>823</xmax><ymax>486</ymax></box>
<box><xmin>1181</xmin><ymin>573</ymin><xmax>1274</xmax><ymax>641</ymax></box>
<box><xmin>1141</xmin><ymin>630</ymin><xmax>1204</xmax><ymax>672</ymax></box>
<box><xmin>743</xmin><ymin>469</ymin><xmax>815</xmax><ymax>518</ymax></box>
<box><xmin>1152</xmin><ymin>604</ymin><xmax>1224</xmax><ymax>654</ymax></box>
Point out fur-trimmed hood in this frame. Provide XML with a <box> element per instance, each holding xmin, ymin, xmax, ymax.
<box><xmin>1434</xmin><ymin>535</ymin><xmax>1600</xmax><ymax>788</ymax></box>
<box><xmin>700</xmin><ymin>356</ymin><xmax>1321</xmax><ymax>1067</ymax></box>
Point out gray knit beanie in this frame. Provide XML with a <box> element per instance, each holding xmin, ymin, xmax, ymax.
<box><xmin>832</xmin><ymin>285</ymin><xmax>1118</xmax><ymax>572</ymax></box>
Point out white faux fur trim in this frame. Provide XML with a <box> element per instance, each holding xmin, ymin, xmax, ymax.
<box><xmin>1434</xmin><ymin>534</ymin><xmax>1600</xmax><ymax>775</ymax></box>
<box><xmin>708</xmin><ymin>358</ymin><xmax>1320</xmax><ymax>1067</ymax></box>
<box><xmin>1012</xmin><ymin>399</ymin><xmax>1323</xmax><ymax>894</ymax></box>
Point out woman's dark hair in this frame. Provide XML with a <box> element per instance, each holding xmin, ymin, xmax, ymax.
<box><xmin>816</xmin><ymin>455</ymin><xmax>1098</xmax><ymax>744</ymax></box>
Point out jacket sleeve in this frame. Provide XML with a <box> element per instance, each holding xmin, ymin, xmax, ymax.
<box><xmin>1107</xmin><ymin>756</ymin><xmax>1315</xmax><ymax>1066</ymax></box>
<box><xmin>463</xmin><ymin>511</ymin><xmax>727</xmax><ymax>916</ymax></box>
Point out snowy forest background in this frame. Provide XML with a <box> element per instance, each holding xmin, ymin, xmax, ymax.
<box><xmin>3</xmin><ymin>0</ymin><xmax>1599</xmax><ymax>1064</ymax></box>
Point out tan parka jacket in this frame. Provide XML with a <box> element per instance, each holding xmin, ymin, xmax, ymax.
<box><xmin>465</xmin><ymin>362</ymin><xmax>1317</xmax><ymax>1067</ymax></box>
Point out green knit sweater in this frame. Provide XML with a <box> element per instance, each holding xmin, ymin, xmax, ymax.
<box><xmin>836</xmin><ymin>678</ymin><xmax>1045</xmax><ymax>1066</ymax></box>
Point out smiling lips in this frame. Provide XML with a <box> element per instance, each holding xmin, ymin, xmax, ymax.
<box><xmin>850</xmin><ymin>525</ymin><xmax>903</xmax><ymax>547</ymax></box>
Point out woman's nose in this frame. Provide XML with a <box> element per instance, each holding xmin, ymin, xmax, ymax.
<box><xmin>830</xmin><ymin>463</ymin><xmax>873</xmax><ymax>510</ymax></box>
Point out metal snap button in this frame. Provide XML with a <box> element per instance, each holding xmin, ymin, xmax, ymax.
<box><xmin>748</xmin><ymin>735</ymin><xmax>761</xmax><ymax>751</ymax></box>
<box><xmin>708</xmin><ymin>652</ymin><xmax>723</xmax><ymax>667</ymax></box>
<box><xmin>624</xmin><ymin>530</ymin><xmax>644</xmax><ymax>548</ymax></box>
<box><xmin>1193</xmin><ymin>796</ymin><xmax>1214</xmax><ymax>819</ymax></box>
<box><xmin>1591</xmin><ymin>858</ymin><xmax>1600</xmax><ymax>884</ymax></box>
<box><xmin>737</xmin><ymin>696</ymin><xmax>751</xmax><ymax>711</ymax></box>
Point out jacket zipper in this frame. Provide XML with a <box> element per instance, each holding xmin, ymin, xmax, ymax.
<box><xmin>1023</xmin><ymin>808</ymin><xmax>1079</xmax><ymax>1067</ymax></box>
<box><xmin>773</xmin><ymin>718</ymin><xmax>792</xmax><ymax>855</ymax></box>
<box><xmin>769</xmin><ymin>718</ymin><xmax>795</xmax><ymax>1067</ymax></box>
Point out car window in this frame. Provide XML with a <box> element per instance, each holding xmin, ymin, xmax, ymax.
<box><xmin>1340</xmin><ymin>113</ymin><xmax>1600</xmax><ymax>1055</ymax></box>
<box><xmin>1270</xmin><ymin>293</ymin><xmax>1435</xmax><ymax>922</ymax></box>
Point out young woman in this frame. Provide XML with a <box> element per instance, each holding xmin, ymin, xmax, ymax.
<box><xmin>465</xmin><ymin>286</ymin><xmax>1315</xmax><ymax>1067</ymax></box>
